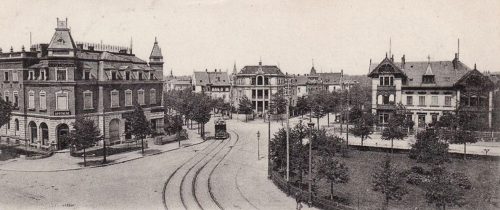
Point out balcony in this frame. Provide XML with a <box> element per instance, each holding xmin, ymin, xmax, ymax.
<box><xmin>377</xmin><ymin>85</ymin><xmax>396</xmax><ymax>91</ymax></box>
<box><xmin>377</xmin><ymin>103</ymin><xmax>396</xmax><ymax>110</ymax></box>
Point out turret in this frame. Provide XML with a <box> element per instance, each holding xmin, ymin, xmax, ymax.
<box><xmin>149</xmin><ymin>37</ymin><xmax>164</xmax><ymax>71</ymax></box>
<box><xmin>47</xmin><ymin>18</ymin><xmax>76</xmax><ymax>57</ymax></box>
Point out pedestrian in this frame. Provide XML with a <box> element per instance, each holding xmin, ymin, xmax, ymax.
<box><xmin>295</xmin><ymin>192</ymin><xmax>302</xmax><ymax>210</ymax></box>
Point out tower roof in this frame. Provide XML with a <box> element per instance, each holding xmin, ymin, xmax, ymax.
<box><xmin>150</xmin><ymin>37</ymin><xmax>163</xmax><ymax>59</ymax></box>
<box><xmin>48</xmin><ymin>18</ymin><xmax>76</xmax><ymax>50</ymax></box>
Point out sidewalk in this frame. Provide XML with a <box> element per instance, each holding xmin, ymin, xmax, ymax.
<box><xmin>0</xmin><ymin>130</ymin><xmax>205</xmax><ymax>172</ymax></box>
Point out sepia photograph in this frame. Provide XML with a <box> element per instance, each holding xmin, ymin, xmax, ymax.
<box><xmin>0</xmin><ymin>0</ymin><xmax>499</xmax><ymax>209</ymax></box>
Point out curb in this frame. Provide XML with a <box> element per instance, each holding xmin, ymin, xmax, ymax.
<box><xmin>0</xmin><ymin>140</ymin><xmax>207</xmax><ymax>173</ymax></box>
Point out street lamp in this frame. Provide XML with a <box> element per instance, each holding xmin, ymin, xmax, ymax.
<box><xmin>307</xmin><ymin>122</ymin><xmax>315</xmax><ymax>205</ymax></box>
<box><xmin>257</xmin><ymin>131</ymin><xmax>260</xmax><ymax>160</ymax></box>
<box><xmin>268</xmin><ymin>113</ymin><xmax>271</xmax><ymax>179</ymax></box>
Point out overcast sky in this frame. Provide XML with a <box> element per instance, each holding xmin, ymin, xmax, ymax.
<box><xmin>1</xmin><ymin>0</ymin><xmax>499</xmax><ymax>76</ymax></box>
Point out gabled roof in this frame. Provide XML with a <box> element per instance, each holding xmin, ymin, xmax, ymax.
<box><xmin>317</xmin><ymin>72</ymin><xmax>342</xmax><ymax>84</ymax></box>
<box><xmin>76</xmin><ymin>51</ymin><xmax>147</xmax><ymax>64</ymax></box>
<box><xmin>368</xmin><ymin>57</ymin><xmax>406</xmax><ymax>78</ymax></box>
<box><xmin>369</xmin><ymin>58</ymin><xmax>473</xmax><ymax>87</ymax></box>
<box><xmin>193</xmin><ymin>71</ymin><xmax>230</xmax><ymax>86</ymax></box>
<box><xmin>239</xmin><ymin>65</ymin><xmax>284</xmax><ymax>75</ymax></box>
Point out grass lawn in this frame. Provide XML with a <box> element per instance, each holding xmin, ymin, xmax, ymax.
<box><xmin>314</xmin><ymin>149</ymin><xmax>499</xmax><ymax>210</ymax></box>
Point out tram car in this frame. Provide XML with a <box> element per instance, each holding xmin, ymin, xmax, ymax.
<box><xmin>214</xmin><ymin>118</ymin><xmax>229</xmax><ymax>139</ymax></box>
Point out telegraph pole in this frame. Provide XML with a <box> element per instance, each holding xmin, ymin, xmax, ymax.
<box><xmin>285</xmin><ymin>76</ymin><xmax>290</xmax><ymax>182</ymax></box>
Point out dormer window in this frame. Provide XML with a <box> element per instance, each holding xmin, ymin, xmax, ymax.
<box><xmin>56</xmin><ymin>68</ymin><xmax>67</xmax><ymax>81</ymax></box>
<box><xmin>111</xmin><ymin>71</ymin><xmax>117</xmax><ymax>80</ymax></box>
<box><xmin>138</xmin><ymin>72</ymin><xmax>143</xmax><ymax>80</ymax></box>
<box><xmin>29</xmin><ymin>71</ymin><xmax>35</xmax><ymax>80</ymax></box>
<box><xmin>40</xmin><ymin>69</ymin><xmax>46</xmax><ymax>80</ymax></box>
<box><xmin>84</xmin><ymin>70</ymin><xmax>90</xmax><ymax>80</ymax></box>
<box><xmin>422</xmin><ymin>75</ymin><xmax>435</xmax><ymax>84</ymax></box>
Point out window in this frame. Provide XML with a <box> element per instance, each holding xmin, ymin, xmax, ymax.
<box><xmin>111</xmin><ymin>71</ymin><xmax>117</xmax><ymax>80</ymax></box>
<box><xmin>12</xmin><ymin>71</ymin><xmax>18</xmax><ymax>81</ymax></box>
<box><xmin>383</xmin><ymin>95</ymin><xmax>390</xmax><ymax>104</ymax></box>
<box><xmin>390</xmin><ymin>77</ymin><xmax>394</xmax><ymax>86</ymax></box>
<box><xmin>13</xmin><ymin>91</ymin><xmax>18</xmax><ymax>107</ymax></box>
<box><xmin>4</xmin><ymin>91</ymin><xmax>9</xmax><ymax>102</ymax></box>
<box><xmin>15</xmin><ymin>119</ymin><xmax>19</xmax><ymax>131</ymax></box>
<box><xmin>29</xmin><ymin>71</ymin><xmax>35</xmax><ymax>80</ymax></box>
<box><xmin>4</xmin><ymin>71</ymin><xmax>9</xmax><ymax>81</ymax></box>
<box><xmin>125</xmin><ymin>71</ymin><xmax>130</xmax><ymax>80</ymax></box>
<box><xmin>150</xmin><ymin>72</ymin><xmax>155</xmax><ymax>80</ymax></box>
<box><xmin>431</xmin><ymin>96</ymin><xmax>438</xmax><ymax>106</ymax></box>
<box><xmin>138</xmin><ymin>89</ymin><xmax>145</xmax><ymax>105</ymax></box>
<box><xmin>56</xmin><ymin>68</ymin><xmax>67</xmax><ymax>81</ymax></box>
<box><xmin>39</xmin><ymin>91</ymin><xmax>46</xmax><ymax>110</ymax></box>
<box><xmin>111</xmin><ymin>90</ymin><xmax>120</xmax><ymax>107</ymax></box>
<box><xmin>83</xmin><ymin>91</ymin><xmax>93</xmax><ymax>109</ymax></box>
<box><xmin>40</xmin><ymin>69</ymin><xmax>46</xmax><ymax>80</ymax></box>
<box><xmin>406</xmin><ymin>96</ymin><xmax>413</xmax><ymax>106</ymax></box>
<box><xmin>379</xmin><ymin>113</ymin><xmax>389</xmax><ymax>124</ymax></box>
<box><xmin>125</xmin><ymin>90</ymin><xmax>132</xmax><ymax>106</ymax></box>
<box><xmin>419</xmin><ymin>96</ymin><xmax>426</xmax><ymax>106</ymax></box>
<box><xmin>150</xmin><ymin>89</ymin><xmax>156</xmax><ymax>105</ymax></box>
<box><xmin>445</xmin><ymin>96</ymin><xmax>452</xmax><ymax>107</ymax></box>
<box><xmin>28</xmin><ymin>91</ymin><xmax>35</xmax><ymax>109</ymax></box>
<box><xmin>56</xmin><ymin>91</ymin><xmax>68</xmax><ymax>110</ymax></box>
<box><xmin>138</xmin><ymin>72</ymin><xmax>143</xmax><ymax>80</ymax></box>
<box><xmin>84</xmin><ymin>70</ymin><xmax>90</xmax><ymax>80</ymax></box>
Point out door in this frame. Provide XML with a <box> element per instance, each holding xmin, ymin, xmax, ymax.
<box><xmin>109</xmin><ymin>119</ymin><xmax>120</xmax><ymax>143</ymax></box>
<box><xmin>57</xmin><ymin>124</ymin><xmax>69</xmax><ymax>150</ymax></box>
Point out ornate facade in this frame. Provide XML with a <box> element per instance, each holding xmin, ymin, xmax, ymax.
<box><xmin>0</xmin><ymin>18</ymin><xmax>164</xmax><ymax>150</ymax></box>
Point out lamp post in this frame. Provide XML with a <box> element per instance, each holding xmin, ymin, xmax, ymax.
<box><xmin>307</xmin><ymin>122</ymin><xmax>315</xmax><ymax>205</ymax></box>
<box><xmin>285</xmin><ymin>81</ymin><xmax>290</xmax><ymax>182</ymax></box>
<box><xmin>257</xmin><ymin>131</ymin><xmax>260</xmax><ymax>160</ymax></box>
<box><xmin>268</xmin><ymin>113</ymin><xmax>271</xmax><ymax>179</ymax></box>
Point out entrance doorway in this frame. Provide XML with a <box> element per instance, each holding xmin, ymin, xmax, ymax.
<box><xmin>28</xmin><ymin>121</ymin><xmax>37</xmax><ymax>144</ymax></box>
<box><xmin>56</xmin><ymin>124</ymin><xmax>70</xmax><ymax>150</ymax></box>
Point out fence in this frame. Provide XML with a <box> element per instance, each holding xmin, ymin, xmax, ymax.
<box><xmin>270</xmin><ymin>171</ymin><xmax>354</xmax><ymax>210</ymax></box>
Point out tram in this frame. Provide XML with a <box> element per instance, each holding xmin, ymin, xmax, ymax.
<box><xmin>214</xmin><ymin>118</ymin><xmax>229</xmax><ymax>139</ymax></box>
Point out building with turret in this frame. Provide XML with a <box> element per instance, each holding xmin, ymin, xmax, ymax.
<box><xmin>0</xmin><ymin>18</ymin><xmax>164</xmax><ymax>150</ymax></box>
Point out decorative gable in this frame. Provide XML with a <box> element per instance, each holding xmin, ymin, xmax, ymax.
<box><xmin>368</xmin><ymin>57</ymin><xmax>406</xmax><ymax>78</ymax></box>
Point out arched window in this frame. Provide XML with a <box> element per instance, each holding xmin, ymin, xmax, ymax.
<box><xmin>389</xmin><ymin>94</ymin><xmax>394</xmax><ymax>102</ymax></box>
<box><xmin>257</xmin><ymin>76</ymin><xmax>263</xmax><ymax>85</ymax></box>
<box><xmin>377</xmin><ymin>95</ymin><xmax>382</xmax><ymax>105</ymax></box>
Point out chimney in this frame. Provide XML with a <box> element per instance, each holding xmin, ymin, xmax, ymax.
<box><xmin>452</xmin><ymin>53</ymin><xmax>459</xmax><ymax>69</ymax></box>
<box><xmin>401</xmin><ymin>54</ymin><xmax>406</xmax><ymax>69</ymax></box>
<box><xmin>391</xmin><ymin>54</ymin><xmax>394</xmax><ymax>62</ymax></box>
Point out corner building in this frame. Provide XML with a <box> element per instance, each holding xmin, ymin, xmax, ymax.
<box><xmin>0</xmin><ymin>18</ymin><xmax>164</xmax><ymax>150</ymax></box>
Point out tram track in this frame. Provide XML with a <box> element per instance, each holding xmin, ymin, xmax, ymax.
<box><xmin>162</xmin><ymin>139</ymin><xmax>220</xmax><ymax>210</ymax></box>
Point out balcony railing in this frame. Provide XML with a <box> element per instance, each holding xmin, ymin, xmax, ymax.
<box><xmin>377</xmin><ymin>85</ymin><xmax>396</xmax><ymax>91</ymax></box>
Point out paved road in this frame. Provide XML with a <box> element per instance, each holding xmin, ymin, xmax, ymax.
<box><xmin>0</xmin><ymin>117</ymin><xmax>314</xmax><ymax>210</ymax></box>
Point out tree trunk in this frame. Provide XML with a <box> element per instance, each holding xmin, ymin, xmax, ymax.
<box><xmin>178</xmin><ymin>132</ymin><xmax>181</xmax><ymax>147</ymax></box>
<box><xmin>141</xmin><ymin>138</ymin><xmax>144</xmax><ymax>155</ymax></box>
<box><xmin>391</xmin><ymin>139</ymin><xmax>394</xmax><ymax>154</ymax></box>
<box><xmin>361</xmin><ymin>136</ymin><xmax>364</xmax><ymax>146</ymax></box>
<box><xmin>464</xmin><ymin>142</ymin><xmax>467</xmax><ymax>160</ymax></box>
<box><xmin>330</xmin><ymin>182</ymin><xmax>334</xmax><ymax>200</ymax></box>
<box><xmin>327</xmin><ymin>113</ymin><xmax>330</xmax><ymax>127</ymax></box>
<box><xmin>83</xmin><ymin>147</ymin><xmax>87</xmax><ymax>167</ymax></box>
<box><xmin>317</xmin><ymin>117</ymin><xmax>320</xmax><ymax>130</ymax></box>
<box><xmin>102</xmin><ymin>139</ymin><xmax>107</xmax><ymax>163</ymax></box>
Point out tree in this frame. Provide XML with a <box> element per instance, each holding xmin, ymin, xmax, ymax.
<box><xmin>372</xmin><ymin>157</ymin><xmax>407</xmax><ymax>209</ymax></box>
<box><xmin>381</xmin><ymin>103</ymin><xmax>412</xmax><ymax>153</ymax></box>
<box><xmin>436</xmin><ymin>110</ymin><xmax>481</xmax><ymax>159</ymax></box>
<box><xmin>409</xmin><ymin>129</ymin><xmax>449</xmax><ymax>165</ymax></box>
<box><xmin>296</xmin><ymin>96</ymin><xmax>310</xmax><ymax>119</ymax></box>
<box><xmin>0</xmin><ymin>98</ymin><xmax>13</xmax><ymax>128</ymax></box>
<box><xmin>164</xmin><ymin>114</ymin><xmax>184</xmax><ymax>147</ymax></box>
<box><xmin>67</xmin><ymin>117</ymin><xmax>102</xmax><ymax>167</ymax></box>
<box><xmin>350</xmin><ymin>112</ymin><xmax>375</xmax><ymax>146</ymax></box>
<box><xmin>309</xmin><ymin>92</ymin><xmax>327</xmax><ymax>129</ymax></box>
<box><xmin>270</xmin><ymin>89</ymin><xmax>287</xmax><ymax>124</ymax></box>
<box><xmin>424</xmin><ymin>167</ymin><xmax>469</xmax><ymax>210</ymax></box>
<box><xmin>125</xmin><ymin>105</ymin><xmax>152</xmax><ymax>154</ymax></box>
<box><xmin>192</xmin><ymin>93</ymin><xmax>212</xmax><ymax>139</ymax></box>
<box><xmin>323</xmin><ymin>92</ymin><xmax>339</xmax><ymax>127</ymax></box>
<box><xmin>317</xmin><ymin>157</ymin><xmax>349</xmax><ymax>200</ymax></box>
<box><xmin>238</xmin><ymin>95</ymin><xmax>253</xmax><ymax>122</ymax></box>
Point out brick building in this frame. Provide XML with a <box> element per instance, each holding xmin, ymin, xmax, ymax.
<box><xmin>0</xmin><ymin>18</ymin><xmax>164</xmax><ymax>150</ymax></box>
